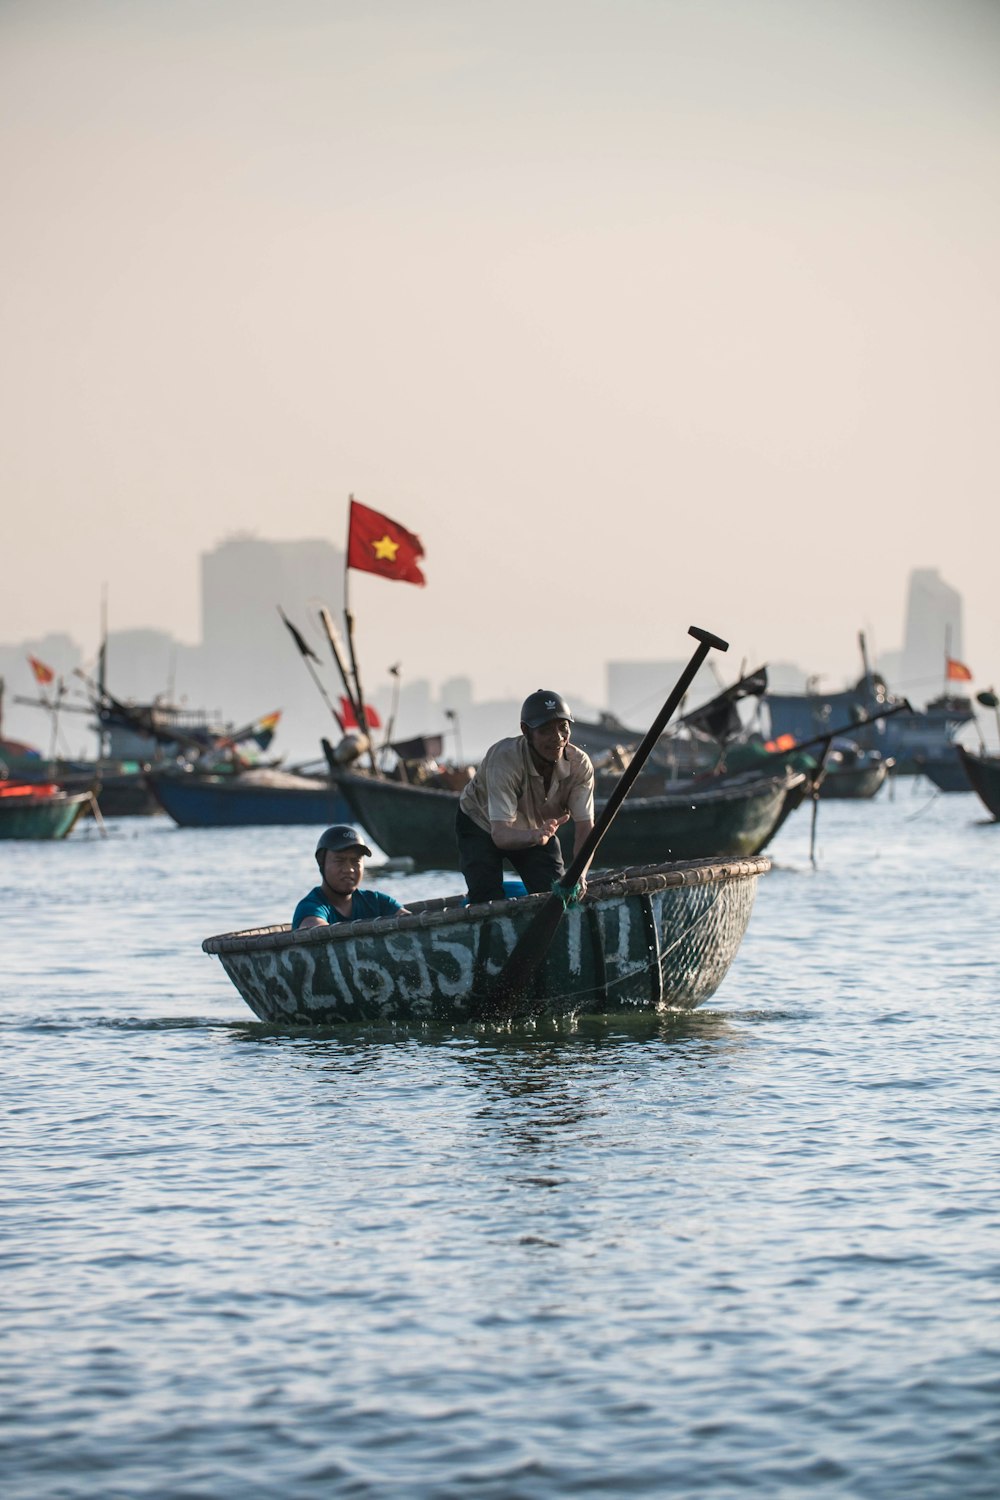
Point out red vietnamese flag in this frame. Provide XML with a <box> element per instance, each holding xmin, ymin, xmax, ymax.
<box><xmin>27</xmin><ymin>654</ymin><xmax>55</xmax><ymax>685</ymax></box>
<box><xmin>946</xmin><ymin>657</ymin><xmax>973</xmax><ymax>683</ymax></box>
<box><xmin>338</xmin><ymin>696</ymin><xmax>382</xmax><ymax>731</ymax></box>
<box><xmin>347</xmin><ymin>499</ymin><xmax>426</xmax><ymax>586</ymax></box>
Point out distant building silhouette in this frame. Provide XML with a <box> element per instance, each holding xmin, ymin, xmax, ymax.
<box><xmin>6</xmin><ymin>547</ymin><xmax>971</xmax><ymax>762</ymax></box>
<box><xmin>606</xmin><ymin>660</ymin><xmax>724</xmax><ymax>728</ymax></box>
<box><xmin>198</xmin><ymin>533</ymin><xmax>347</xmax><ymax>755</ymax></box>
<box><xmin>900</xmin><ymin>568</ymin><xmax>963</xmax><ymax>698</ymax></box>
<box><xmin>202</xmin><ymin>533</ymin><xmax>343</xmax><ymax>680</ymax></box>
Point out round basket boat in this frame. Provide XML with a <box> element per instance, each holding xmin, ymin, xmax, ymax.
<box><xmin>203</xmin><ymin>855</ymin><xmax>769</xmax><ymax>1026</ymax></box>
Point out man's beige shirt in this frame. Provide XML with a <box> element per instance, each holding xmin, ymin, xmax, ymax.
<box><xmin>459</xmin><ymin>736</ymin><xmax>595</xmax><ymax>834</ymax></box>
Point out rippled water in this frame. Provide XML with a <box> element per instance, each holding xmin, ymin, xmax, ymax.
<box><xmin>3</xmin><ymin>785</ymin><xmax>999</xmax><ymax>1498</ymax></box>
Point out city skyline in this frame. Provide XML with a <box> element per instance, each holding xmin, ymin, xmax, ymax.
<box><xmin>3</xmin><ymin>1</ymin><xmax>999</xmax><ymax>710</ymax></box>
<box><xmin>0</xmin><ymin>535</ymin><xmax>983</xmax><ymax>762</ymax></box>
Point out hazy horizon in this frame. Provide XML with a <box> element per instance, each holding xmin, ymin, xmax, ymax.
<box><xmin>3</xmin><ymin>0</ymin><xmax>999</xmax><ymax>706</ymax></box>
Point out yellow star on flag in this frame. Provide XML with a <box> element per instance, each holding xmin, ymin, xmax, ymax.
<box><xmin>372</xmin><ymin>534</ymin><xmax>400</xmax><ymax>562</ymax></box>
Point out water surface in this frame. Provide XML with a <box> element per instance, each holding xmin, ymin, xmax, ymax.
<box><xmin>2</xmin><ymin>787</ymin><xmax>998</xmax><ymax>1497</ymax></box>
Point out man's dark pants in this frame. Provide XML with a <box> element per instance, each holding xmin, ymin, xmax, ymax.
<box><xmin>455</xmin><ymin>808</ymin><xmax>565</xmax><ymax>903</ymax></box>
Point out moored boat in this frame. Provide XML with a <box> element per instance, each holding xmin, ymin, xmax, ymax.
<box><xmin>916</xmin><ymin>750</ymin><xmax>975</xmax><ymax>794</ymax></box>
<box><xmin>0</xmin><ymin>784</ymin><xmax>91</xmax><ymax>840</ymax></box>
<box><xmin>957</xmin><ymin>746</ymin><xmax>1000</xmax><ymax>819</ymax></box>
<box><xmin>146</xmin><ymin>766</ymin><xmax>352</xmax><ymax>828</ymax></box>
<box><xmin>334</xmin><ymin>767</ymin><xmax>803</xmax><ymax>871</ymax></box>
<box><xmin>11</xmin><ymin>759</ymin><xmax>160</xmax><ymax>816</ymax></box>
<box><xmin>203</xmin><ymin>854</ymin><xmax>770</xmax><ymax>1025</ymax></box>
<box><xmin>817</xmin><ymin>744</ymin><xmax>892</xmax><ymax>800</ymax></box>
<box><xmin>763</xmin><ymin>630</ymin><xmax>975</xmax><ymax>777</ymax></box>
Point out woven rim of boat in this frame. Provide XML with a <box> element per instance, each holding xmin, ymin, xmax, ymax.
<box><xmin>202</xmin><ymin>853</ymin><xmax>770</xmax><ymax>955</ymax></box>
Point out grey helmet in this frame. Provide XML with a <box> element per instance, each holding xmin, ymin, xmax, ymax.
<box><xmin>520</xmin><ymin>689</ymin><xmax>574</xmax><ymax>730</ymax></box>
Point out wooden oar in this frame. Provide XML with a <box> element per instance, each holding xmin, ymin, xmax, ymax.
<box><xmin>486</xmin><ymin>625</ymin><xmax>729</xmax><ymax>1015</ymax></box>
<box><xmin>786</xmin><ymin>698</ymin><xmax>912</xmax><ymax>761</ymax></box>
<box><xmin>796</xmin><ymin>702</ymin><xmax>910</xmax><ymax>867</ymax></box>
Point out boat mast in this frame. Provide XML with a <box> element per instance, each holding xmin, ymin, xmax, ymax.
<box><xmin>97</xmin><ymin>586</ymin><xmax>109</xmax><ymax>761</ymax></box>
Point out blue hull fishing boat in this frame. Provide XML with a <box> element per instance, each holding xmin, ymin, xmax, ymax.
<box><xmin>146</xmin><ymin>768</ymin><xmax>352</xmax><ymax>828</ymax></box>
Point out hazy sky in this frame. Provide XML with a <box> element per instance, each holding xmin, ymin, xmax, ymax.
<box><xmin>3</xmin><ymin>0</ymin><xmax>998</xmax><ymax>705</ymax></box>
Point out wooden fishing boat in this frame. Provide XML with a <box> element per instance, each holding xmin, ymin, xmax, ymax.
<box><xmin>817</xmin><ymin>745</ymin><xmax>892</xmax><ymax>800</ymax></box>
<box><xmin>146</xmin><ymin>766</ymin><xmax>352</xmax><ymax>828</ymax></box>
<box><xmin>956</xmin><ymin>746</ymin><xmax>1000</xmax><ymax>819</ymax></box>
<box><xmin>334</xmin><ymin>767</ymin><xmax>802</xmax><ymax>870</ymax></box>
<box><xmin>916</xmin><ymin>750</ymin><xmax>974</xmax><ymax>794</ymax></box>
<box><xmin>19</xmin><ymin>760</ymin><xmax>161</xmax><ymax>816</ymax></box>
<box><xmin>203</xmin><ymin>854</ymin><xmax>770</xmax><ymax>1025</ymax></box>
<box><xmin>0</xmin><ymin>784</ymin><xmax>91</xmax><ymax>840</ymax></box>
<box><xmin>766</xmin><ymin>678</ymin><xmax>974</xmax><ymax>776</ymax></box>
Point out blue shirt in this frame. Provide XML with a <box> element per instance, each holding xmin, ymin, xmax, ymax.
<box><xmin>292</xmin><ymin>886</ymin><xmax>404</xmax><ymax>930</ymax></box>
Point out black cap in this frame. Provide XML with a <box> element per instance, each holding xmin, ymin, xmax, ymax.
<box><xmin>520</xmin><ymin>689</ymin><xmax>574</xmax><ymax>729</ymax></box>
<box><xmin>315</xmin><ymin>824</ymin><xmax>373</xmax><ymax>858</ymax></box>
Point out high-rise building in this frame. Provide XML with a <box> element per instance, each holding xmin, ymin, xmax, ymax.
<box><xmin>899</xmin><ymin>568</ymin><xmax>963</xmax><ymax>698</ymax></box>
<box><xmin>606</xmin><ymin>660</ymin><xmax>721</xmax><ymax>728</ymax></box>
<box><xmin>199</xmin><ymin>533</ymin><xmax>346</xmax><ymax>754</ymax></box>
<box><xmin>202</xmin><ymin>534</ymin><xmax>343</xmax><ymax>667</ymax></box>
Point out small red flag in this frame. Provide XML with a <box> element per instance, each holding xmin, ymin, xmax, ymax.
<box><xmin>338</xmin><ymin>696</ymin><xmax>382</xmax><ymax>731</ymax></box>
<box><xmin>946</xmin><ymin>658</ymin><xmax>972</xmax><ymax>683</ymax></box>
<box><xmin>27</xmin><ymin>654</ymin><xmax>55</xmax><ymax>686</ymax></box>
<box><xmin>347</xmin><ymin>499</ymin><xmax>426</xmax><ymax>586</ymax></box>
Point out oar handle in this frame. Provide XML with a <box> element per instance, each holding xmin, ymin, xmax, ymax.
<box><xmin>688</xmin><ymin>627</ymin><xmax>729</xmax><ymax>653</ymax></box>
<box><xmin>561</xmin><ymin>625</ymin><xmax>729</xmax><ymax>890</ymax></box>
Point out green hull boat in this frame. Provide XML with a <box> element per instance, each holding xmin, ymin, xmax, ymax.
<box><xmin>203</xmin><ymin>855</ymin><xmax>769</xmax><ymax>1025</ymax></box>
<box><xmin>0</xmin><ymin>789</ymin><xmax>90</xmax><ymax>841</ymax></box>
<box><xmin>335</xmin><ymin>769</ymin><xmax>802</xmax><ymax>871</ymax></box>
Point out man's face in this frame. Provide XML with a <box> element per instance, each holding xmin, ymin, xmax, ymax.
<box><xmin>527</xmin><ymin>718</ymin><xmax>571</xmax><ymax>764</ymax></box>
<box><xmin>321</xmin><ymin>846</ymin><xmax>365</xmax><ymax>895</ymax></box>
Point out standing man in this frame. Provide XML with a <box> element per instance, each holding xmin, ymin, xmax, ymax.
<box><xmin>293</xmin><ymin>825</ymin><xmax>408</xmax><ymax>929</ymax></box>
<box><xmin>456</xmin><ymin>689</ymin><xmax>595</xmax><ymax>904</ymax></box>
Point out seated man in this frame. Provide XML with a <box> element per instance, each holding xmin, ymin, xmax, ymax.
<box><xmin>456</xmin><ymin>689</ymin><xmax>596</xmax><ymax>905</ymax></box>
<box><xmin>293</xmin><ymin>824</ymin><xmax>408</xmax><ymax>930</ymax></box>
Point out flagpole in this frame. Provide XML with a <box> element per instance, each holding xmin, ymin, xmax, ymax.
<box><xmin>944</xmin><ymin>626</ymin><xmax>950</xmax><ymax>697</ymax></box>
<box><xmin>445</xmin><ymin>707</ymin><xmax>464</xmax><ymax>766</ymax></box>
<box><xmin>317</xmin><ymin>607</ymin><xmax>360</xmax><ymax>723</ymax></box>
<box><xmin>98</xmin><ymin>585</ymin><xmax>109</xmax><ymax>760</ymax></box>
<box><xmin>381</xmin><ymin>663</ymin><xmax>402</xmax><ymax>772</ymax></box>
<box><xmin>343</xmin><ymin>607</ymin><xmax>378</xmax><ymax>775</ymax></box>
<box><xmin>344</xmin><ymin>494</ymin><xmax>378</xmax><ymax>774</ymax></box>
<box><xmin>49</xmin><ymin>678</ymin><xmax>64</xmax><ymax>762</ymax></box>
<box><xmin>344</xmin><ymin>495</ymin><xmax>353</xmax><ymax>623</ymax></box>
